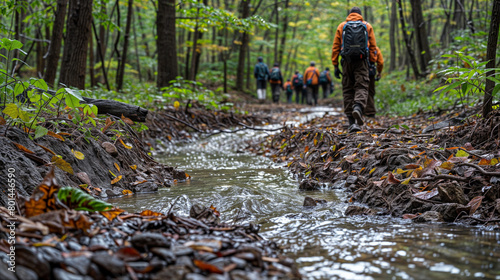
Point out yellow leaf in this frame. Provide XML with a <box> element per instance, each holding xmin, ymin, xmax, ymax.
<box><xmin>314</xmin><ymin>139</ymin><xmax>318</xmax><ymax>146</ymax></box>
<box><xmin>456</xmin><ymin>150</ymin><xmax>469</xmax><ymax>157</ymax></box>
<box><xmin>114</xmin><ymin>162</ymin><xmax>121</xmax><ymax>172</ymax></box>
<box><xmin>129</xmin><ymin>165</ymin><xmax>137</xmax><ymax>170</ymax></box>
<box><xmin>331</xmin><ymin>145</ymin><xmax>336</xmax><ymax>152</ymax></box>
<box><xmin>111</xmin><ymin>175</ymin><xmax>122</xmax><ymax>184</ymax></box>
<box><xmin>401</xmin><ymin>177</ymin><xmax>411</xmax><ymax>185</ymax></box>
<box><xmin>357</xmin><ymin>143</ymin><xmax>362</xmax><ymax>148</ymax></box>
<box><xmin>440</xmin><ymin>161</ymin><xmax>454</xmax><ymax>170</ymax></box>
<box><xmin>396</xmin><ymin>168</ymin><xmax>407</xmax><ymax>174</ymax></box>
<box><xmin>174</xmin><ymin>101</ymin><xmax>180</xmax><ymax>109</ymax></box>
<box><xmin>491</xmin><ymin>158</ymin><xmax>499</xmax><ymax>166</ymax></box>
<box><xmin>51</xmin><ymin>155</ymin><xmax>74</xmax><ymax>174</ymax></box>
<box><xmin>119</xmin><ymin>138</ymin><xmax>133</xmax><ymax>149</ymax></box>
<box><xmin>109</xmin><ymin>170</ymin><xmax>116</xmax><ymax>177</ymax></box>
<box><xmin>122</xmin><ymin>189</ymin><xmax>133</xmax><ymax>195</ymax></box>
<box><xmin>71</xmin><ymin>149</ymin><xmax>85</xmax><ymax>160</ymax></box>
<box><xmin>369</xmin><ymin>167</ymin><xmax>376</xmax><ymax>174</ymax></box>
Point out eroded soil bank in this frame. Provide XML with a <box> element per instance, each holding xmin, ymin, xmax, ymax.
<box><xmin>249</xmin><ymin>105</ymin><xmax>500</xmax><ymax>228</ymax></box>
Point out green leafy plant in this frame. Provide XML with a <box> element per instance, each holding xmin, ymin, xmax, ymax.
<box><xmin>57</xmin><ymin>187</ymin><xmax>113</xmax><ymax>212</ymax></box>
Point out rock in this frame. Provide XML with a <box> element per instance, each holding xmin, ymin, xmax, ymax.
<box><xmin>330</xmin><ymin>180</ymin><xmax>346</xmax><ymax>189</ymax></box>
<box><xmin>38</xmin><ymin>246</ymin><xmax>63</xmax><ymax>265</ymax></box>
<box><xmin>53</xmin><ymin>268</ymin><xmax>93</xmax><ymax>280</ymax></box>
<box><xmin>185</xmin><ymin>273</ymin><xmax>208</xmax><ymax>280</ymax></box>
<box><xmin>131</xmin><ymin>233</ymin><xmax>170</xmax><ymax>251</ymax></box>
<box><xmin>438</xmin><ymin>182</ymin><xmax>469</xmax><ymax>205</ymax></box>
<box><xmin>303</xmin><ymin>197</ymin><xmax>317</xmax><ymax>207</ymax></box>
<box><xmin>15</xmin><ymin>265</ymin><xmax>39</xmax><ymax>280</ymax></box>
<box><xmin>303</xmin><ymin>196</ymin><xmax>327</xmax><ymax>207</ymax></box>
<box><xmin>346</xmin><ymin>176</ymin><xmax>358</xmax><ymax>184</ymax></box>
<box><xmin>299</xmin><ymin>179</ymin><xmax>323</xmax><ymax>190</ymax></box>
<box><xmin>189</xmin><ymin>204</ymin><xmax>219</xmax><ymax>223</ymax></box>
<box><xmin>152</xmin><ymin>266</ymin><xmax>192</xmax><ymax>280</ymax></box>
<box><xmin>105</xmin><ymin>189</ymin><xmax>121</xmax><ymax>197</ymax></box>
<box><xmin>431</xmin><ymin>203</ymin><xmax>461</xmax><ymax>222</ymax></box>
<box><xmin>151</xmin><ymin>248</ymin><xmax>176</xmax><ymax>264</ymax></box>
<box><xmin>76</xmin><ymin>172</ymin><xmax>92</xmax><ymax>186</ymax></box>
<box><xmin>63</xmin><ymin>256</ymin><xmax>91</xmax><ymax>275</ymax></box>
<box><xmin>132</xmin><ymin>181</ymin><xmax>158</xmax><ymax>193</ymax></box>
<box><xmin>0</xmin><ymin>262</ymin><xmax>17</xmax><ymax>280</ymax></box>
<box><xmin>344</xmin><ymin>205</ymin><xmax>376</xmax><ymax>216</ymax></box>
<box><xmin>101</xmin><ymin>142</ymin><xmax>118</xmax><ymax>157</ymax></box>
<box><xmin>230</xmin><ymin>270</ymin><xmax>261</xmax><ymax>280</ymax></box>
<box><xmin>91</xmin><ymin>252</ymin><xmax>126</xmax><ymax>276</ymax></box>
<box><xmin>175</xmin><ymin>256</ymin><xmax>194</xmax><ymax>267</ymax></box>
<box><xmin>414</xmin><ymin>211</ymin><xmax>444</xmax><ymax>223</ymax></box>
<box><xmin>15</xmin><ymin>246</ymin><xmax>51</xmax><ymax>279</ymax></box>
<box><xmin>67</xmin><ymin>241</ymin><xmax>82</xmax><ymax>251</ymax></box>
<box><xmin>172</xmin><ymin>246</ymin><xmax>194</xmax><ymax>257</ymax></box>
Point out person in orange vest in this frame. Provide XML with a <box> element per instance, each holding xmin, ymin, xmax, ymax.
<box><xmin>365</xmin><ymin>46</ymin><xmax>384</xmax><ymax>118</ymax></box>
<box><xmin>331</xmin><ymin>7</ymin><xmax>378</xmax><ymax>132</ymax></box>
<box><xmin>303</xmin><ymin>61</ymin><xmax>320</xmax><ymax>106</ymax></box>
<box><xmin>283</xmin><ymin>79</ymin><xmax>293</xmax><ymax>104</ymax></box>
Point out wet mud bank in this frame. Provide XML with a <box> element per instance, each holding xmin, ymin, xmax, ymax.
<box><xmin>251</xmin><ymin>107</ymin><xmax>500</xmax><ymax>228</ymax></box>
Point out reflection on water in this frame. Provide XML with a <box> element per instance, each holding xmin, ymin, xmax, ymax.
<box><xmin>109</xmin><ymin>108</ymin><xmax>500</xmax><ymax>279</ymax></box>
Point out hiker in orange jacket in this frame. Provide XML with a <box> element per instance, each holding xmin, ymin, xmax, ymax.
<box><xmin>303</xmin><ymin>61</ymin><xmax>321</xmax><ymax>106</ymax></box>
<box><xmin>331</xmin><ymin>7</ymin><xmax>378</xmax><ymax>132</ymax></box>
<box><xmin>365</xmin><ymin>46</ymin><xmax>384</xmax><ymax>118</ymax></box>
<box><xmin>283</xmin><ymin>79</ymin><xmax>293</xmax><ymax>104</ymax></box>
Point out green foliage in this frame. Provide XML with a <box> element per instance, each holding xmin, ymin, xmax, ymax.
<box><xmin>57</xmin><ymin>187</ymin><xmax>113</xmax><ymax>212</ymax></box>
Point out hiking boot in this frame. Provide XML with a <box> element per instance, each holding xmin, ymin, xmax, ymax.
<box><xmin>348</xmin><ymin>123</ymin><xmax>361</xmax><ymax>133</ymax></box>
<box><xmin>353</xmin><ymin>105</ymin><xmax>364</xmax><ymax>126</ymax></box>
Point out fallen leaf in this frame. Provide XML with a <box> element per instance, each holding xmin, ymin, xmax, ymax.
<box><xmin>115</xmin><ymin>247</ymin><xmax>142</xmax><ymax>262</ymax></box>
<box><xmin>25</xmin><ymin>168</ymin><xmax>60</xmax><ymax>218</ymax></box>
<box><xmin>114</xmin><ymin>162</ymin><xmax>121</xmax><ymax>172</ymax></box>
<box><xmin>13</xmin><ymin>142</ymin><xmax>34</xmax><ymax>154</ymax></box>
<box><xmin>345</xmin><ymin>153</ymin><xmax>357</xmax><ymax>163</ymax></box>
<box><xmin>402</xmin><ymin>214</ymin><xmax>418</xmax><ymax>219</ymax></box>
<box><xmin>299</xmin><ymin>162</ymin><xmax>307</xmax><ymax>168</ymax></box>
<box><xmin>129</xmin><ymin>165</ymin><xmax>137</xmax><ymax>170</ymax></box>
<box><xmin>466</xmin><ymin>196</ymin><xmax>484</xmax><ymax>215</ymax></box>
<box><xmin>131</xmin><ymin>180</ymin><xmax>147</xmax><ymax>186</ymax></box>
<box><xmin>58</xmin><ymin>132</ymin><xmax>72</xmax><ymax>136</ymax></box>
<box><xmin>491</xmin><ymin>158</ymin><xmax>499</xmax><ymax>165</ymax></box>
<box><xmin>121</xmin><ymin>114</ymin><xmax>134</xmax><ymax>125</ymax></box>
<box><xmin>47</xmin><ymin>131</ymin><xmax>65</xmax><ymax>141</ymax></box>
<box><xmin>456</xmin><ymin>149</ymin><xmax>469</xmax><ymax>157</ymax></box>
<box><xmin>413</xmin><ymin>188</ymin><xmax>439</xmax><ymax>200</ymax></box>
<box><xmin>119</xmin><ymin>138</ymin><xmax>133</xmax><ymax>149</ymax></box>
<box><xmin>369</xmin><ymin>167</ymin><xmax>376</xmax><ymax>174</ymax></box>
<box><xmin>0</xmin><ymin>116</ymin><xmax>6</xmax><ymax>125</ymax></box>
<box><xmin>440</xmin><ymin>161</ymin><xmax>454</xmax><ymax>170</ymax></box>
<box><xmin>122</xmin><ymin>189</ymin><xmax>133</xmax><ymax>195</ymax></box>
<box><xmin>51</xmin><ymin>156</ymin><xmax>74</xmax><ymax>174</ymax></box>
<box><xmin>401</xmin><ymin>177</ymin><xmax>411</xmax><ymax>185</ymax></box>
<box><xmin>140</xmin><ymin>210</ymin><xmax>162</xmax><ymax>216</ymax></box>
<box><xmin>174</xmin><ymin>101</ymin><xmax>180</xmax><ymax>109</ymax></box>
<box><xmin>387</xmin><ymin>172</ymin><xmax>401</xmax><ymax>184</ymax></box>
<box><xmin>193</xmin><ymin>260</ymin><xmax>223</xmax><ymax>274</ymax></box>
<box><xmin>35</xmin><ymin>143</ymin><xmax>56</xmax><ymax>155</ymax></box>
<box><xmin>111</xmin><ymin>175</ymin><xmax>123</xmax><ymax>184</ymax></box>
<box><xmin>71</xmin><ymin>149</ymin><xmax>85</xmax><ymax>160</ymax></box>
<box><xmin>100</xmin><ymin>207</ymin><xmax>125</xmax><ymax>221</ymax></box>
<box><xmin>304</xmin><ymin>146</ymin><xmax>309</xmax><ymax>153</ymax></box>
<box><xmin>101</xmin><ymin>117</ymin><xmax>116</xmax><ymax>133</ymax></box>
<box><xmin>210</xmin><ymin>205</ymin><xmax>220</xmax><ymax>217</ymax></box>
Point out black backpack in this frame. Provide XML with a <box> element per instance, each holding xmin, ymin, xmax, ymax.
<box><xmin>256</xmin><ymin>64</ymin><xmax>267</xmax><ymax>79</ymax></box>
<box><xmin>340</xmin><ymin>20</ymin><xmax>369</xmax><ymax>61</ymax></box>
<box><xmin>270</xmin><ymin>68</ymin><xmax>280</xmax><ymax>81</ymax></box>
<box><xmin>319</xmin><ymin>71</ymin><xmax>328</xmax><ymax>84</ymax></box>
<box><xmin>292</xmin><ymin>74</ymin><xmax>303</xmax><ymax>87</ymax></box>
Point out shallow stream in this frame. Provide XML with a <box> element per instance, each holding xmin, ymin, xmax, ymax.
<box><xmin>109</xmin><ymin>108</ymin><xmax>500</xmax><ymax>280</ymax></box>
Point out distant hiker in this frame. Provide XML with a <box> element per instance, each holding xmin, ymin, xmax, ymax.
<box><xmin>283</xmin><ymin>79</ymin><xmax>293</xmax><ymax>104</ymax></box>
<box><xmin>291</xmin><ymin>71</ymin><xmax>304</xmax><ymax>104</ymax></box>
<box><xmin>303</xmin><ymin>62</ymin><xmax>320</xmax><ymax>106</ymax></box>
<box><xmin>365</xmin><ymin>46</ymin><xmax>384</xmax><ymax>118</ymax></box>
<box><xmin>319</xmin><ymin>67</ymin><xmax>333</xmax><ymax>99</ymax></box>
<box><xmin>254</xmin><ymin>56</ymin><xmax>270</xmax><ymax>101</ymax></box>
<box><xmin>331</xmin><ymin>7</ymin><xmax>378</xmax><ymax>132</ymax></box>
<box><xmin>269</xmin><ymin>63</ymin><xmax>284</xmax><ymax>103</ymax></box>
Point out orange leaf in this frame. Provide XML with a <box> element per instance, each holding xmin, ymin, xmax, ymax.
<box><xmin>58</xmin><ymin>132</ymin><xmax>72</xmax><ymax>136</ymax></box>
<box><xmin>466</xmin><ymin>196</ymin><xmax>484</xmax><ymax>215</ymax></box>
<box><xmin>24</xmin><ymin>168</ymin><xmax>60</xmax><ymax>218</ymax></box>
<box><xmin>13</xmin><ymin>142</ymin><xmax>34</xmax><ymax>154</ymax></box>
<box><xmin>100</xmin><ymin>208</ymin><xmax>125</xmax><ymax>221</ymax></box>
<box><xmin>131</xmin><ymin>180</ymin><xmax>147</xmax><ymax>186</ymax></box>
<box><xmin>35</xmin><ymin>143</ymin><xmax>56</xmax><ymax>155</ymax></box>
<box><xmin>119</xmin><ymin>138</ymin><xmax>133</xmax><ymax>149</ymax></box>
<box><xmin>111</xmin><ymin>175</ymin><xmax>123</xmax><ymax>184</ymax></box>
<box><xmin>304</xmin><ymin>146</ymin><xmax>309</xmax><ymax>153</ymax></box>
<box><xmin>323</xmin><ymin>157</ymin><xmax>333</xmax><ymax>170</ymax></box>
<box><xmin>193</xmin><ymin>260</ymin><xmax>223</xmax><ymax>274</ymax></box>
<box><xmin>387</xmin><ymin>172</ymin><xmax>401</xmax><ymax>184</ymax></box>
<box><xmin>114</xmin><ymin>162</ymin><xmax>121</xmax><ymax>172</ymax></box>
<box><xmin>0</xmin><ymin>116</ymin><xmax>6</xmax><ymax>125</ymax></box>
<box><xmin>210</xmin><ymin>204</ymin><xmax>220</xmax><ymax>217</ymax></box>
<box><xmin>445</xmin><ymin>147</ymin><xmax>459</xmax><ymax>150</ymax></box>
<box><xmin>129</xmin><ymin>165</ymin><xmax>137</xmax><ymax>170</ymax></box>
<box><xmin>440</xmin><ymin>161</ymin><xmax>454</xmax><ymax>170</ymax></box>
<box><xmin>410</xmin><ymin>145</ymin><xmax>418</xmax><ymax>149</ymax></box>
<box><xmin>478</xmin><ymin>158</ymin><xmax>490</xmax><ymax>166</ymax></box>
<box><xmin>121</xmin><ymin>114</ymin><xmax>134</xmax><ymax>125</ymax></box>
<box><xmin>140</xmin><ymin>209</ymin><xmax>162</xmax><ymax>216</ymax></box>
<box><xmin>122</xmin><ymin>189</ymin><xmax>133</xmax><ymax>195</ymax></box>
<box><xmin>417</xmin><ymin>151</ymin><xmax>426</xmax><ymax>156</ymax></box>
<box><xmin>402</xmin><ymin>214</ymin><xmax>418</xmax><ymax>219</ymax></box>
<box><xmin>101</xmin><ymin>118</ymin><xmax>116</xmax><ymax>133</ymax></box>
<box><xmin>47</xmin><ymin>131</ymin><xmax>65</xmax><ymax>141</ymax></box>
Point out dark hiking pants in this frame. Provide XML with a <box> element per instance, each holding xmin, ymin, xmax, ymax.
<box><xmin>365</xmin><ymin>75</ymin><xmax>376</xmax><ymax>116</ymax></box>
<box><xmin>306</xmin><ymin>85</ymin><xmax>319</xmax><ymax>106</ymax></box>
<box><xmin>341</xmin><ymin>59</ymin><xmax>369</xmax><ymax>116</ymax></box>
<box><xmin>295</xmin><ymin>88</ymin><xmax>301</xmax><ymax>104</ymax></box>
<box><xmin>321</xmin><ymin>83</ymin><xmax>331</xmax><ymax>98</ymax></box>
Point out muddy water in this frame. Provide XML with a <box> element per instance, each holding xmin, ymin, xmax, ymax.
<box><xmin>109</xmin><ymin>108</ymin><xmax>500</xmax><ymax>280</ymax></box>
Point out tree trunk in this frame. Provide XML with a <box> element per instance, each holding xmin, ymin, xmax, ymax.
<box><xmin>482</xmin><ymin>0</ymin><xmax>500</xmax><ymax>117</ymax></box>
<box><xmin>273</xmin><ymin>0</ymin><xmax>279</xmax><ymax>64</ymax></box>
<box><xmin>44</xmin><ymin>0</ymin><xmax>68</xmax><ymax>86</ymax></box>
<box><xmin>236</xmin><ymin>0</ymin><xmax>250</xmax><ymax>91</ymax></box>
<box><xmin>277</xmin><ymin>0</ymin><xmax>289</xmax><ymax>66</ymax></box>
<box><xmin>59</xmin><ymin>0</ymin><xmax>93</xmax><ymax>89</ymax></box>
<box><xmin>389</xmin><ymin>0</ymin><xmax>397</xmax><ymax>71</ymax></box>
<box><xmin>89</xmin><ymin>33</ymin><xmax>96</xmax><ymax>87</ymax></box>
<box><xmin>116</xmin><ymin>0</ymin><xmax>134</xmax><ymax>91</ymax></box>
<box><xmin>411</xmin><ymin>0</ymin><xmax>432</xmax><ymax>74</ymax></box>
<box><xmin>157</xmin><ymin>0</ymin><xmax>179</xmax><ymax>88</ymax></box>
<box><xmin>398</xmin><ymin>0</ymin><xmax>420</xmax><ymax>78</ymax></box>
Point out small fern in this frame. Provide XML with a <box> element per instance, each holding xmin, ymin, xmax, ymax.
<box><xmin>57</xmin><ymin>187</ymin><xmax>113</xmax><ymax>212</ymax></box>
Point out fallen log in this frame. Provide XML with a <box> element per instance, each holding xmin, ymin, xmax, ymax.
<box><xmin>19</xmin><ymin>86</ymin><xmax>148</xmax><ymax>122</ymax></box>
